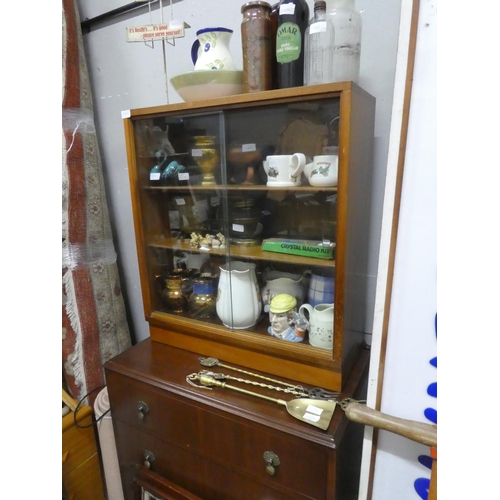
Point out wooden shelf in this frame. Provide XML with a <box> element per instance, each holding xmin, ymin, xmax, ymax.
<box><xmin>144</xmin><ymin>184</ymin><xmax>338</xmax><ymax>193</ymax></box>
<box><xmin>149</xmin><ymin>237</ymin><xmax>336</xmax><ymax>268</ymax></box>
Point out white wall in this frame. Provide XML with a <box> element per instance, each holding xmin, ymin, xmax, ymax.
<box><xmin>368</xmin><ymin>1</ymin><xmax>437</xmax><ymax>498</ymax></box>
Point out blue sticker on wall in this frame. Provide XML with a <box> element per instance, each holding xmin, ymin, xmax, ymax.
<box><xmin>413</xmin><ymin>313</ymin><xmax>437</xmax><ymax>500</ymax></box>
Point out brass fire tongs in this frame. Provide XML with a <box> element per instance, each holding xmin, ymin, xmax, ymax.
<box><xmin>187</xmin><ymin>370</ymin><xmax>338</xmax><ymax>430</ymax></box>
<box><xmin>198</xmin><ymin>356</ymin><xmax>338</xmax><ymax>401</ymax></box>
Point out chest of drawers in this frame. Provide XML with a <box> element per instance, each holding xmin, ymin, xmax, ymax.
<box><xmin>105</xmin><ymin>339</ymin><xmax>368</xmax><ymax>500</ymax></box>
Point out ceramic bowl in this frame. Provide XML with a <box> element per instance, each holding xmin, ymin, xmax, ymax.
<box><xmin>170</xmin><ymin>70</ymin><xmax>243</xmax><ymax>102</ymax></box>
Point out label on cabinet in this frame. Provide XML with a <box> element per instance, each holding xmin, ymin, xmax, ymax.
<box><xmin>262</xmin><ymin>238</ymin><xmax>335</xmax><ymax>260</ymax></box>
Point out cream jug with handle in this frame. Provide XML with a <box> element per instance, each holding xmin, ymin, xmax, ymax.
<box><xmin>298</xmin><ymin>303</ymin><xmax>334</xmax><ymax>349</ymax></box>
<box><xmin>191</xmin><ymin>27</ymin><xmax>236</xmax><ymax>70</ymax></box>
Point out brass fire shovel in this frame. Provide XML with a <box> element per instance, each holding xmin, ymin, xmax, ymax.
<box><xmin>187</xmin><ymin>371</ymin><xmax>336</xmax><ymax>430</ymax></box>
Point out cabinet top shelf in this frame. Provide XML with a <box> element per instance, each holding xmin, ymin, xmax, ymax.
<box><xmin>124</xmin><ymin>81</ymin><xmax>366</xmax><ymax>119</ymax></box>
<box><xmin>145</xmin><ymin>184</ymin><xmax>338</xmax><ymax>193</ymax></box>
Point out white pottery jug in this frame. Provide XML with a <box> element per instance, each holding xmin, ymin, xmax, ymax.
<box><xmin>216</xmin><ymin>261</ymin><xmax>262</xmax><ymax>329</ymax></box>
<box><xmin>298</xmin><ymin>303</ymin><xmax>334</xmax><ymax>349</ymax></box>
<box><xmin>261</xmin><ymin>272</ymin><xmax>309</xmax><ymax>312</ymax></box>
<box><xmin>191</xmin><ymin>27</ymin><xmax>236</xmax><ymax>70</ymax></box>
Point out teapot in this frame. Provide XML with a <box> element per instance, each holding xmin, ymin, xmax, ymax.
<box><xmin>298</xmin><ymin>303</ymin><xmax>334</xmax><ymax>350</ymax></box>
<box><xmin>191</xmin><ymin>27</ymin><xmax>236</xmax><ymax>71</ymax></box>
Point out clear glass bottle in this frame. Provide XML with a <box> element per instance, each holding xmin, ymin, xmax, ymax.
<box><xmin>328</xmin><ymin>0</ymin><xmax>361</xmax><ymax>83</ymax></box>
<box><xmin>304</xmin><ymin>0</ymin><xmax>335</xmax><ymax>85</ymax></box>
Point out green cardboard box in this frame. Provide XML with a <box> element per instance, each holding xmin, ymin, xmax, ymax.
<box><xmin>261</xmin><ymin>238</ymin><xmax>335</xmax><ymax>260</ymax></box>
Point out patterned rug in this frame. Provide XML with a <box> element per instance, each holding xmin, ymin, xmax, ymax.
<box><xmin>62</xmin><ymin>0</ymin><xmax>131</xmax><ymax>406</ymax></box>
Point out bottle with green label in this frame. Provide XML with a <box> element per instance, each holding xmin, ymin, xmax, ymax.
<box><xmin>275</xmin><ymin>0</ymin><xmax>310</xmax><ymax>88</ymax></box>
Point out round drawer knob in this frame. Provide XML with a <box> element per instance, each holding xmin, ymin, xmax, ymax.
<box><xmin>143</xmin><ymin>450</ymin><xmax>155</xmax><ymax>469</ymax></box>
<box><xmin>138</xmin><ymin>401</ymin><xmax>149</xmax><ymax>420</ymax></box>
<box><xmin>263</xmin><ymin>451</ymin><xmax>280</xmax><ymax>476</ymax></box>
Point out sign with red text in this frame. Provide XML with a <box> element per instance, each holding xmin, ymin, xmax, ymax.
<box><xmin>126</xmin><ymin>21</ymin><xmax>185</xmax><ymax>42</ymax></box>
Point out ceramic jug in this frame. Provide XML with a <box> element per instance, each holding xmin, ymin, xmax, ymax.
<box><xmin>173</xmin><ymin>250</ymin><xmax>210</xmax><ymax>271</ymax></box>
<box><xmin>191</xmin><ymin>27</ymin><xmax>236</xmax><ymax>70</ymax></box>
<box><xmin>261</xmin><ymin>271</ymin><xmax>309</xmax><ymax>312</ymax></box>
<box><xmin>298</xmin><ymin>303</ymin><xmax>334</xmax><ymax>349</ymax></box>
<box><xmin>216</xmin><ymin>260</ymin><xmax>262</xmax><ymax>329</ymax></box>
<box><xmin>155</xmin><ymin>275</ymin><xmax>189</xmax><ymax>313</ymax></box>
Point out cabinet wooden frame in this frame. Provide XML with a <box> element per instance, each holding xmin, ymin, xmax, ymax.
<box><xmin>123</xmin><ymin>82</ymin><xmax>375</xmax><ymax>392</ymax></box>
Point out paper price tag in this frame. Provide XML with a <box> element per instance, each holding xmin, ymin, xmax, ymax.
<box><xmin>150</xmin><ymin>173</ymin><xmax>161</xmax><ymax>180</ymax></box>
<box><xmin>303</xmin><ymin>412</ymin><xmax>321</xmax><ymax>423</ymax></box>
<box><xmin>191</xmin><ymin>149</ymin><xmax>202</xmax><ymax>157</ymax></box>
<box><xmin>169</xmin><ymin>20</ymin><xmax>183</xmax><ymax>29</ymax></box>
<box><xmin>305</xmin><ymin>405</ymin><xmax>324</xmax><ymax>415</ymax></box>
<box><xmin>279</xmin><ymin>4</ymin><xmax>295</xmax><ymax>15</ymax></box>
<box><xmin>178</xmin><ymin>172</ymin><xmax>189</xmax><ymax>181</ymax></box>
<box><xmin>242</xmin><ymin>143</ymin><xmax>256</xmax><ymax>152</ymax></box>
<box><xmin>232</xmin><ymin>224</ymin><xmax>244</xmax><ymax>233</ymax></box>
<box><xmin>175</xmin><ymin>198</ymin><xmax>186</xmax><ymax>205</ymax></box>
<box><xmin>310</xmin><ymin>21</ymin><xmax>327</xmax><ymax>34</ymax></box>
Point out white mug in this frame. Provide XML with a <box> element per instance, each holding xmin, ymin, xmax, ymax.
<box><xmin>263</xmin><ymin>153</ymin><xmax>306</xmax><ymax>187</ymax></box>
<box><xmin>304</xmin><ymin>155</ymin><xmax>338</xmax><ymax>187</ymax></box>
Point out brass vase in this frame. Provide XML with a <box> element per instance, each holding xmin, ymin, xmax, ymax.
<box><xmin>191</xmin><ymin>136</ymin><xmax>219</xmax><ymax>185</ymax></box>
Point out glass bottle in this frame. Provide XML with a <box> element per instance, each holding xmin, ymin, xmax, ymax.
<box><xmin>304</xmin><ymin>0</ymin><xmax>335</xmax><ymax>85</ymax></box>
<box><xmin>241</xmin><ymin>1</ymin><xmax>273</xmax><ymax>93</ymax></box>
<box><xmin>275</xmin><ymin>0</ymin><xmax>310</xmax><ymax>88</ymax></box>
<box><xmin>328</xmin><ymin>0</ymin><xmax>362</xmax><ymax>83</ymax></box>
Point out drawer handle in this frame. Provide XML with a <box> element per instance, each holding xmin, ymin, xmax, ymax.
<box><xmin>143</xmin><ymin>450</ymin><xmax>155</xmax><ymax>469</ymax></box>
<box><xmin>263</xmin><ymin>451</ymin><xmax>280</xmax><ymax>476</ymax></box>
<box><xmin>138</xmin><ymin>401</ymin><xmax>149</xmax><ymax>420</ymax></box>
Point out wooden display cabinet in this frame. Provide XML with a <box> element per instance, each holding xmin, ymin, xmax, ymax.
<box><xmin>123</xmin><ymin>82</ymin><xmax>375</xmax><ymax>392</ymax></box>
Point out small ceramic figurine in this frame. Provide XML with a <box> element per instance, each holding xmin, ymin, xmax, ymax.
<box><xmin>267</xmin><ymin>294</ymin><xmax>305</xmax><ymax>342</ymax></box>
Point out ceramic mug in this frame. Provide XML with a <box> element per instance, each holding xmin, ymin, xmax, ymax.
<box><xmin>263</xmin><ymin>153</ymin><xmax>306</xmax><ymax>187</ymax></box>
<box><xmin>304</xmin><ymin>155</ymin><xmax>338</xmax><ymax>187</ymax></box>
<box><xmin>191</xmin><ymin>27</ymin><xmax>236</xmax><ymax>70</ymax></box>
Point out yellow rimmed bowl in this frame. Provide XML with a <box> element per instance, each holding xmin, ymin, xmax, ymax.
<box><xmin>170</xmin><ymin>70</ymin><xmax>243</xmax><ymax>102</ymax></box>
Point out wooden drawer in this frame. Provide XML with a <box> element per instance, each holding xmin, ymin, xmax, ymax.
<box><xmin>106</xmin><ymin>371</ymin><xmax>202</xmax><ymax>450</ymax></box>
<box><xmin>114</xmin><ymin>419</ymin><xmax>322</xmax><ymax>500</ymax></box>
<box><xmin>108</xmin><ymin>371</ymin><xmax>329</xmax><ymax>498</ymax></box>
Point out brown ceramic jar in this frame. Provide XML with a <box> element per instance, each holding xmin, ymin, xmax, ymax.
<box><xmin>241</xmin><ymin>1</ymin><xmax>273</xmax><ymax>93</ymax></box>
